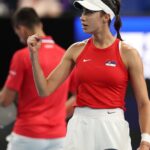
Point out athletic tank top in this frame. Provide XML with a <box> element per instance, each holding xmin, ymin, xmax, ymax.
<box><xmin>75</xmin><ymin>38</ymin><xmax>128</xmax><ymax>110</ymax></box>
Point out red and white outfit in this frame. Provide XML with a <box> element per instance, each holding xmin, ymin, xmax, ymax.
<box><xmin>5</xmin><ymin>36</ymin><xmax>76</xmax><ymax>150</ymax></box>
<box><xmin>64</xmin><ymin>38</ymin><xmax>132</xmax><ymax>150</ymax></box>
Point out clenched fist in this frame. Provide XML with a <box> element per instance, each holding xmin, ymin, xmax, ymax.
<box><xmin>27</xmin><ymin>34</ymin><xmax>41</xmax><ymax>54</ymax></box>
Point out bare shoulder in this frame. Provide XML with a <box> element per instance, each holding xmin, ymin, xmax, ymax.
<box><xmin>120</xmin><ymin>41</ymin><xmax>142</xmax><ymax>68</ymax></box>
<box><xmin>68</xmin><ymin>39</ymin><xmax>88</xmax><ymax>51</ymax></box>
<box><xmin>66</xmin><ymin>39</ymin><xmax>89</xmax><ymax>62</ymax></box>
<box><xmin>121</xmin><ymin>42</ymin><xmax>139</xmax><ymax>57</ymax></box>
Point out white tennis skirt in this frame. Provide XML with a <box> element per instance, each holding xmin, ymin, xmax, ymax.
<box><xmin>64</xmin><ymin>107</ymin><xmax>132</xmax><ymax>150</ymax></box>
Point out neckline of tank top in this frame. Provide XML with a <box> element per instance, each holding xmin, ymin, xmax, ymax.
<box><xmin>90</xmin><ymin>38</ymin><xmax>118</xmax><ymax>51</ymax></box>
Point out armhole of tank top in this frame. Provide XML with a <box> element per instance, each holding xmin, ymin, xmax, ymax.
<box><xmin>116</xmin><ymin>41</ymin><xmax>128</xmax><ymax>73</ymax></box>
<box><xmin>76</xmin><ymin>38</ymin><xmax>91</xmax><ymax>64</ymax></box>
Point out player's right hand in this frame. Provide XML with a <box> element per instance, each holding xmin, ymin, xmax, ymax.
<box><xmin>27</xmin><ymin>34</ymin><xmax>41</xmax><ymax>53</ymax></box>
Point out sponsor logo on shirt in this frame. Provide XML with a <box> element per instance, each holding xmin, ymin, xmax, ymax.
<box><xmin>83</xmin><ymin>59</ymin><xmax>92</xmax><ymax>62</ymax></box>
<box><xmin>105</xmin><ymin>60</ymin><xmax>117</xmax><ymax>67</ymax></box>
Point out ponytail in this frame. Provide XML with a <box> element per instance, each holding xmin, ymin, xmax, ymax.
<box><xmin>102</xmin><ymin>0</ymin><xmax>123</xmax><ymax>40</ymax></box>
<box><xmin>113</xmin><ymin>0</ymin><xmax>123</xmax><ymax>41</ymax></box>
<box><xmin>114</xmin><ymin>15</ymin><xmax>123</xmax><ymax>41</ymax></box>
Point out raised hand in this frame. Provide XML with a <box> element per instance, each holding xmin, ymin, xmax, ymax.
<box><xmin>27</xmin><ymin>34</ymin><xmax>41</xmax><ymax>54</ymax></box>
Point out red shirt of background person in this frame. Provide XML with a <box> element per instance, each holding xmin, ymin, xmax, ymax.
<box><xmin>0</xmin><ymin>7</ymin><xmax>77</xmax><ymax>150</ymax></box>
<box><xmin>5</xmin><ymin>36</ymin><xmax>76</xmax><ymax>138</ymax></box>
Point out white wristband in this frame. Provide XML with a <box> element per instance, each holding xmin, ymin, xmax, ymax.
<box><xmin>141</xmin><ymin>133</ymin><xmax>150</xmax><ymax>143</ymax></box>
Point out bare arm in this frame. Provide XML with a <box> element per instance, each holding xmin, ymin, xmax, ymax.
<box><xmin>121</xmin><ymin>43</ymin><xmax>150</xmax><ymax>149</ymax></box>
<box><xmin>27</xmin><ymin>34</ymin><xmax>75</xmax><ymax>97</ymax></box>
<box><xmin>0</xmin><ymin>87</ymin><xmax>17</xmax><ymax>107</ymax></box>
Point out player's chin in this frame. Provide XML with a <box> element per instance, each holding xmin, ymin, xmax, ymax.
<box><xmin>82</xmin><ymin>28</ymin><xmax>91</xmax><ymax>34</ymax></box>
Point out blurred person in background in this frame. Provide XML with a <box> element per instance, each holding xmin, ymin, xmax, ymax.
<box><xmin>0</xmin><ymin>7</ymin><xmax>76</xmax><ymax>150</ymax></box>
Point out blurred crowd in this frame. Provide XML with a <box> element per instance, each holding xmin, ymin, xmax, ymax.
<box><xmin>0</xmin><ymin>0</ymin><xmax>150</xmax><ymax>18</ymax></box>
<box><xmin>0</xmin><ymin>0</ymin><xmax>75</xmax><ymax>18</ymax></box>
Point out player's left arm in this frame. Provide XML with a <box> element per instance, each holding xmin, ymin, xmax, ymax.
<box><xmin>122</xmin><ymin>43</ymin><xmax>150</xmax><ymax>149</ymax></box>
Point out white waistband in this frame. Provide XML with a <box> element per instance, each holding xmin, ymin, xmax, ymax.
<box><xmin>74</xmin><ymin>107</ymin><xmax>124</xmax><ymax>119</ymax></box>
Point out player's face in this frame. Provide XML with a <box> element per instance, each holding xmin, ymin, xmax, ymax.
<box><xmin>80</xmin><ymin>8</ymin><xmax>108</xmax><ymax>34</ymax></box>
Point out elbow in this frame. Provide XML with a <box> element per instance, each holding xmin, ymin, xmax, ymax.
<box><xmin>38</xmin><ymin>90</ymin><xmax>52</xmax><ymax>97</ymax></box>
<box><xmin>36</xmin><ymin>84</ymin><xmax>55</xmax><ymax>97</ymax></box>
<box><xmin>138</xmin><ymin>100</ymin><xmax>150</xmax><ymax>111</ymax></box>
<box><xmin>39</xmin><ymin>93</ymin><xmax>49</xmax><ymax>97</ymax></box>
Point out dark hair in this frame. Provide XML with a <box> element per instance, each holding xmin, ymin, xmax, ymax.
<box><xmin>101</xmin><ymin>0</ymin><xmax>123</xmax><ymax>40</ymax></box>
<box><xmin>12</xmin><ymin>7</ymin><xmax>41</xmax><ymax>29</ymax></box>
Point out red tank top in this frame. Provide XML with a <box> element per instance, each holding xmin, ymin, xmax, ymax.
<box><xmin>75</xmin><ymin>38</ymin><xmax>128</xmax><ymax>110</ymax></box>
